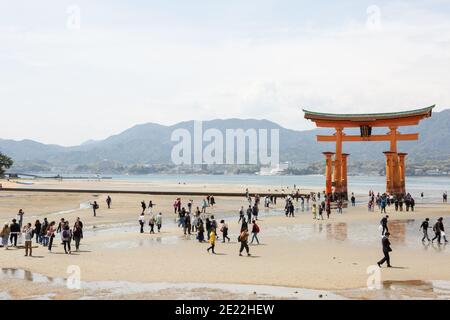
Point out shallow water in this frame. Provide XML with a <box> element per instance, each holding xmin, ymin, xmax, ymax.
<box><xmin>264</xmin><ymin>217</ymin><xmax>450</xmax><ymax>253</ymax></box>
<box><xmin>0</xmin><ymin>268</ymin><xmax>341</xmax><ymax>300</ymax></box>
<box><xmin>2</xmin><ymin>267</ymin><xmax>450</xmax><ymax>300</ymax></box>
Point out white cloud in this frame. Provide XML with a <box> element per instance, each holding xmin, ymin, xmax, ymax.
<box><xmin>0</xmin><ymin>0</ymin><xmax>449</xmax><ymax>145</ymax></box>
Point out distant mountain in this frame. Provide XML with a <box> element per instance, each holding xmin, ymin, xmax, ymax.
<box><xmin>1</xmin><ymin>109</ymin><xmax>450</xmax><ymax>169</ymax></box>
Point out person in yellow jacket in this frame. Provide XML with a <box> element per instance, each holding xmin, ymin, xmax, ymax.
<box><xmin>312</xmin><ymin>203</ymin><xmax>317</xmax><ymax>219</ymax></box>
<box><xmin>207</xmin><ymin>230</ymin><xmax>216</xmax><ymax>254</ymax></box>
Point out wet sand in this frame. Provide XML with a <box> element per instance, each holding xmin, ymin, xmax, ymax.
<box><xmin>1</xmin><ymin>178</ymin><xmax>450</xmax><ymax>300</ymax></box>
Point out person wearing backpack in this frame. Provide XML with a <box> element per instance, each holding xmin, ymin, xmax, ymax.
<box><xmin>250</xmin><ymin>220</ymin><xmax>260</xmax><ymax>245</ymax></box>
<box><xmin>61</xmin><ymin>224</ymin><xmax>72</xmax><ymax>254</ymax></box>
<box><xmin>220</xmin><ymin>220</ymin><xmax>230</xmax><ymax>243</ymax></box>
<box><xmin>238</xmin><ymin>227</ymin><xmax>251</xmax><ymax>257</ymax></box>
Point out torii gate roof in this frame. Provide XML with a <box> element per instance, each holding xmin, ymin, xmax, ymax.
<box><xmin>303</xmin><ymin>105</ymin><xmax>434</xmax><ymax>127</ymax></box>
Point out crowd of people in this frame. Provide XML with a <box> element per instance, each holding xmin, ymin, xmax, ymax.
<box><xmin>0</xmin><ymin>209</ymin><xmax>84</xmax><ymax>256</ymax></box>
<box><xmin>1</xmin><ymin>186</ymin><xmax>448</xmax><ymax>263</ymax></box>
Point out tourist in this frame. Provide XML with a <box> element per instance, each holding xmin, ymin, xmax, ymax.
<box><xmin>410</xmin><ymin>197</ymin><xmax>415</xmax><ymax>212</ymax></box>
<box><xmin>47</xmin><ymin>221</ymin><xmax>56</xmax><ymax>252</ymax></box>
<box><xmin>23</xmin><ymin>223</ymin><xmax>34</xmax><ymax>257</ymax></box>
<box><xmin>238</xmin><ymin>206</ymin><xmax>245</xmax><ymax>223</ymax></box>
<box><xmin>197</xmin><ymin>218</ymin><xmax>205</xmax><ymax>242</ymax></box>
<box><xmin>220</xmin><ymin>220</ymin><xmax>230</xmax><ymax>243</ymax></box>
<box><xmin>351</xmin><ymin>193</ymin><xmax>356</xmax><ymax>206</ymax></box>
<box><xmin>41</xmin><ymin>218</ymin><xmax>49</xmax><ymax>247</ymax></box>
<box><xmin>337</xmin><ymin>200</ymin><xmax>343</xmax><ymax>214</ymax></box>
<box><xmin>206</xmin><ymin>229</ymin><xmax>216</xmax><ymax>254</ymax></box>
<box><xmin>326</xmin><ymin>200</ymin><xmax>331</xmax><ymax>219</ymax></box>
<box><xmin>62</xmin><ymin>224</ymin><xmax>72</xmax><ymax>254</ymax></box>
<box><xmin>250</xmin><ymin>220</ymin><xmax>260</xmax><ymax>245</ymax></box>
<box><xmin>318</xmin><ymin>203</ymin><xmax>324</xmax><ymax>220</ymax></box>
<box><xmin>238</xmin><ymin>227</ymin><xmax>251</xmax><ymax>257</ymax></box>
<box><xmin>192</xmin><ymin>209</ymin><xmax>199</xmax><ymax>233</ymax></box>
<box><xmin>443</xmin><ymin>192</ymin><xmax>448</xmax><ymax>203</ymax></box>
<box><xmin>32</xmin><ymin>219</ymin><xmax>41</xmax><ymax>244</ymax></box>
<box><xmin>420</xmin><ymin>218</ymin><xmax>431</xmax><ymax>242</ymax></box>
<box><xmin>201</xmin><ymin>198</ymin><xmax>208</xmax><ymax>213</ymax></box>
<box><xmin>139</xmin><ymin>213</ymin><xmax>145</xmax><ymax>233</ymax></box>
<box><xmin>178</xmin><ymin>207</ymin><xmax>186</xmax><ymax>229</ymax></box>
<box><xmin>210</xmin><ymin>195</ymin><xmax>215</xmax><ymax>207</ymax></box>
<box><xmin>72</xmin><ymin>220</ymin><xmax>83</xmax><ymax>252</ymax></box>
<box><xmin>106</xmin><ymin>195</ymin><xmax>112</xmax><ymax>209</ymax></box>
<box><xmin>148</xmin><ymin>200</ymin><xmax>154</xmax><ymax>214</ymax></box>
<box><xmin>380</xmin><ymin>215</ymin><xmax>389</xmax><ymax>236</ymax></box>
<box><xmin>398</xmin><ymin>198</ymin><xmax>404</xmax><ymax>211</ymax></box>
<box><xmin>252</xmin><ymin>204</ymin><xmax>259</xmax><ymax>221</ymax></box>
<box><xmin>380</xmin><ymin>196</ymin><xmax>387</xmax><ymax>213</ymax></box>
<box><xmin>432</xmin><ymin>218</ymin><xmax>442</xmax><ymax>244</ymax></box>
<box><xmin>17</xmin><ymin>209</ymin><xmax>25</xmax><ymax>229</ymax></box>
<box><xmin>9</xmin><ymin>219</ymin><xmax>20</xmax><ymax>247</ymax></box>
<box><xmin>210</xmin><ymin>215</ymin><xmax>218</xmax><ymax>237</ymax></box>
<box><xmin>435</xmin><ymin>217</ymin><xmax>448</xmax><ymax>243</ymax></box>
<box><xmin>205</xmin><ymin>218</ymin><xmax>211</xmax><ymax>240</ymax></box>
<box><xmin>91</xmin><ymin>201</ymin><xmax>99</xmax><ymax>217</ymax></box>
<box><xmin>1</xmin><ymin>223</ymin><xmax>10</xmax><ymax>249</ymax></box>
<box><xmin>57</xmin><ymin>218</ymin><xmax>66</xmax><ymax>245</ymax></box>
<box><xmin>184</xmin><ymin>213</ymin><xmax>191</xmax><ymax>235</ymax></box>
<box><xmin>141</xmin><ymin>200</ymin><xmax>147</xmax><ymax>214</ymax></box>
<box><xmin>156</xmin><ymin>212</ymin><xmax>162</xmax><ymax>232</ymax></box>
<box><xmin>312</xmin><ymin>203</ymin><xmax>317</xmax><ymax>219</ymax></box>
<box><xmin>246</xmin><ymin>205</ymin><xmax>252</xmax><ymax>224</ymax></box>
<box><xmin>148</xmin><ymin>214</ymin><xmax>156</xmax><ymax>234</ymax></box>
<box><xmin>187</xmin><ymin>200</ymin><xmax>193</xmax><ymax>214</ymax></box>
<box><xmin>377</xmin><ymin>232</ymin><xmax>392</xmax><ymax>268</ymax></box>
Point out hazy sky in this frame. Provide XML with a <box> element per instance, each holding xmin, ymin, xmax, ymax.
<box><xmin>1</xmin><ymin>0</ymin><xmax>450</xmax><ymax>146</ymax></box>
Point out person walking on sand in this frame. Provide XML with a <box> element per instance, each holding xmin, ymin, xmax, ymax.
<box><xmin>106</xmin><ymin>196</ymin><xmax>112</xmax><ymax>209</ymax></box>
<box><xmin>23</xmin><ymin>223</ymin><xmax>34</xmax><ymax>257</ymax></box>
<box><xmin>184</xmin><ymin>213</ymin><xmax>191</xmax><ymax>235</ymax></box>
<box><xmin>156</xmin><ymin>212</ymin><xmax>162</xmax><ymax>233</ymax></box>
<box><xmin>420</xmin><ymin>218</ymin><xmax>431</xmax><ymax>242</ymax></box>
<box><xmin>312</xmin><ymin>203</ymin><xmax>317</xmax><ymax>219</ymax></box>
<box><xmin>433</xmin><ymin>217</ymin><xmax>448</xmax><ymax>243</ymax></box>
<box><xmin>351</xmin><ymin>193</ymin><xmax>356</xmax><ymax>207</ymax></box>
<box><xmin>41</xmin><ymin>218</ymin><xmax>49</xmax><ymax>247</ymax></box>
<box><xmin>17</xmin><ymin>209</ymin><xmax>25</xmax><ymax>229</ymax></box>
<box><xmin>238</xmin><ymin>227</ymin><xmax>251</xmax><ymax>257</ymax></box>
<box><xmin>148</xmin><ymin>214</ymin><xmax>156</xmax><ymax>234</ymax></box>
<box><xmin>220</xmin><ymin>220</ymin><xmax>230</xmax><ymax>243</ymax></box>
<box><xmin>207</xmin><ymin>229</ymin><xmax>216</xmax><ymax>254</ymax></box>
<box><xmin>34</xmin><ymin>220</ymin><xmax>42</xmax><ymax>244</ymax></box>
<box><xmin>377</xmin><ymin>232</ymin><xmax>392</xmax><ymax>268</ymax></box>
<box><xmin>139</xmin><ymin>213</ymin><xmax>145</xmax><ymax>233</ymax></box>
<box><xmin>250</xmin><ymin>220</ymin><xmax>260</xmax><ymax>245</ymax></box>
<box><xmin>380</xmin><ymin>215</ymin><xmax>389</xmax><ymax>236</ymax></box>
<box><xmin>141</xmin><ymin>201</ymin><xmax>147</xmax><ymax>214</ymax></box>
<box><xmin>61</xmin><ymin>224</ymin><xmax>72</xmax><ymax>254</ymax></box>
<box><xmin>47</xmin><ymin>221</ymin><xmax>56</xmax><ymax>252</ymax></box>
<box><xmin>197</xmin><ymin>219</ymin><xmax>205</xmax><ymax>242</ymax></box>
<box><xmin>432</xmin><ymin>218</ymin><xmax>442</xmax><ymax>244</ymax></box>
<box><xmin>72</xmin><ymin>220</ymin><xmax>83</xmax><ymax>252</ymax></box>
<box><xmin>91</xmin><ymin>201</ymin><xmax>99</xmax><ymax>217</ymax></box>
<box><xmin>1</xmin><ymin>223</ymin><xmax>10</xmax><ymax>249</ymax></box>
<box><xmin>9</xmin><ymin>219</ymin><xmax>20</xmax><ymax>247</ymax></box>
<box><xmin>246</xmin><ymin>205</ymin><xmax>252</xmax><ymax>224</ymax></box>
<box><xmin>238</xmin><ymin>206</ymin><xmax>245</xmax><ymax>223</ymax></box>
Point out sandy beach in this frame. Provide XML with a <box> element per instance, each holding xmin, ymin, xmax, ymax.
<box><xmin>0</xmin><ymin>178</ymin><xmax>449</xmax><ymax>300</ymax></box>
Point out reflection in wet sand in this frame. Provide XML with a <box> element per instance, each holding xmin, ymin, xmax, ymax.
<box><xmin>264</xmin><ymin>218</ymin><xmax>449</xmax><ymax>254</ymax></box>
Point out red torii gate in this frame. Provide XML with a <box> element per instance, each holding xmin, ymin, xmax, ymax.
<box><xmin>303</xmin><ymin>106</ymin><xmax>434</xmax><ymax>200</ymax></box>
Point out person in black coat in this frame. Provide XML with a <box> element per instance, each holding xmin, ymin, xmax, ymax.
<box><xmin>377</xmin><ymin>232</ymin><xmax>392</xmax><ymax>268</ymax></box>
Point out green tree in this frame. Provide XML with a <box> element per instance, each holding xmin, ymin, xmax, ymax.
<box><xmin>0</xmin><ymin>152</ymin><xmax>13</xmax><ymax>177</ymax></box>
